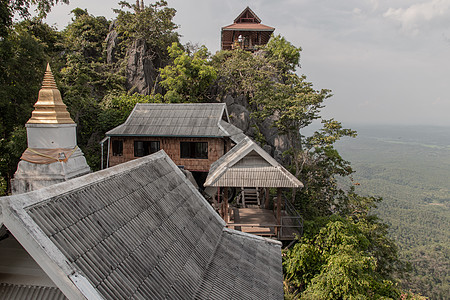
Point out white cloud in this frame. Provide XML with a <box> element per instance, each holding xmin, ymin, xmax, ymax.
<box><xmin>383</xmin><ymin>0</ymin><xmax>450</xmax><ymax>35</ymax></box>
<box><xmin>353</xmin><ymin>7</ymin><xmax>362</xmax><ymax>15</ymax></box>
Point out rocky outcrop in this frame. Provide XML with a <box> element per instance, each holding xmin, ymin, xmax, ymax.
<box><xmin>105</xmin><ymin>21</ymin><xmax>119</xmax><ymax>64</ymax></box>
<box><xmin>223</xmin><ymin>93</ymin><xmax>289</xmax><ymax>164</ymax></box>
<box><xmin>125</xmin><ymin>39</ymin><xmax>160</xmax><ymax>95</ymax></box>
<box><xmin>105</xmin><ymin>22</ymin><xmax>161</xmax><ymax>95</ymax></box>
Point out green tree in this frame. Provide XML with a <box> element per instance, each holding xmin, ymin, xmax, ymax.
<box><xmin>55</xmin><ymin>9</ymin><xmax>121</xmax><ymax>170</ymax></box>
<box><xmin>265</xmin><ymin>34</ymin><xmax>301</xmax><ymax>72</ymax></box>
<box><xmin>159</xmin><ymin>42</ymin><xmax>217</xmax><ymax>102</ymax></box>
<box><xmin>100</xmin><ymin>91</ymin><xmax>162</xmax><ymax>127</ymax></box>
<box><xmin>1</xmin><ymin>0</ymin><xmax>69</xmax><ymax>39</ymax></box>
<box><xmin>284</xmin><ymin>214</ymin><xmax>402</xmax><ymax>299</ymax></box>
<box><xmin>114</xmin><ymin>0</ymin><xmax>179</xmax><ymax>66</ymax></box>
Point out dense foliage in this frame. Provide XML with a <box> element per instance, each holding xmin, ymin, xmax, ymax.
<box><xmin>0</xmin><ymin>1</ymin><xmax>433</xmax><ymax>299</ymax></box>
<box><xmin>114</xmin><ymin>0</ymin><xmax>179</xmax><ymax>68</ymax></box>
<box><xmin>159</xmin><ymin>42</ymin><xmax>216</xmax><ymax>102</ymax></box>
<box><xmin>284</xmin><ymin>216</ymin><xmax>401</xmax><ymax>299</ymax></box>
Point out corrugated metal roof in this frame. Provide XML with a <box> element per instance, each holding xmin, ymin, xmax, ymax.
<box><xmin>106</xmin><ymin>103</ymin><xmax>235</xmax><ymax>137</ymax></box>
<box><xmin>195</xmin><ymin>229</ymin><xmax>283</xmax><ymax>299</ymax></box>
<box><xmin>205</xmin><ymin>137</ymin><xmax>303</xmax><ymax>188</ymax></box>
<box><xmin>0</xmin><ymin>283</ymin><xmax>67</xmax><ymax>300</ymax></box>
<box><xmin>1</xmin><ymin>150</ymin><xmax>283</xmax><ymax>299</ymax></box>
<box><xmin>219</xmin><ymin>120</ymin><xmax>246</xmax><ymax>144</ymax></box>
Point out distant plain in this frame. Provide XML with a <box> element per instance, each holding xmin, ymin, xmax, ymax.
<box><xmin>336</xmin><ymin>125</ymin><xmax>449</xmax><ymax>299</ymax></box>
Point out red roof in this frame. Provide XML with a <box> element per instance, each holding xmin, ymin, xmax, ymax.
<box><xmin>222</xmin><ymin>23</ymin><xmax>275</xmax><ymax>31</ymax></box>
<box><xmin>234</xmin><ymin>7</ymin><xmax>261</xmax><ymax>23</ymax></box>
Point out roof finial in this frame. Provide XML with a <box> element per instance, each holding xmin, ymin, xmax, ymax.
<box><xmin>26</xmin><ymin>63</ymin><xmax>74</xmax><ymax>124</ymax></box>
<box><xmin>41</xmin><ymin>63</ymin><xmax>58</xmax><ymax>89</ymax></box>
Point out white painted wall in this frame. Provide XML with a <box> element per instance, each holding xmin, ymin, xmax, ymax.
<box><xmin>26</xmin><ymin>124</ymin><xmax>77</xmax><ymax>149</ymax></box>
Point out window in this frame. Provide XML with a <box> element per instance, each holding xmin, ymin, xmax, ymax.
<box><xmin>134</xmin><ymin>141</ymin><xmax>160</xmax><ymax>157</ymax></box>
<box><xmin>112</xmin><ymin>140</ymin><xmax>123</xmax><ymax>156</ymax></box>
<box><xmin>180</xmin><ymin>142</ymin><xmax>208</xmax><ymax>159</ymax></box>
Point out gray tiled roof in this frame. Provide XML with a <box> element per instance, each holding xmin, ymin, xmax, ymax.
<box><xmin>1</xmin><ymin>151</ymin><xmax>282</xmax><ymax>299</ymax></box>
<box><xmin>0</xmin><ymin>283</ymin><xmax>67</xmax><ymax>300</ymax></box>
<box><xmin>106</xmin><ymin>103</ymin><xmax>239</xmax><ymax>138</ymax></box>
<box><xmin>220</xmin><ymin>120</ymin><xmax>247</xmax><ymax>144</ymax></box>
<box><xmin>205</xmin><ymin>137</ymin><xmax>303</xmax><ymax>188</ymax></box>
<box><xmin>196</xmin><ymin>229</ymin><xmax>283</xmax><ymax>299</ymax></box>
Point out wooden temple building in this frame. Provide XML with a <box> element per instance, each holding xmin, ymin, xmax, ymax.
<box><xmin>104</xmin><ymin>103</ymin><xmax>245</xmax><ymax>187</ymax></box>
<box><xmin>221</xmin><ymin>6</ymin><xmax>275</xmax><ymax>51</ymax></box>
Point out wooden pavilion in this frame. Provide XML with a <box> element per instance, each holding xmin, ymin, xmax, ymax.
<box><xmin>221</xmin><ymin>7</ymin><xmax>275</xmax><ymax>51</ymax></box>
<box><xmin>205</xmin><ymin>137</ymin><xmax>304</xmax><ymax>241</ymax></box>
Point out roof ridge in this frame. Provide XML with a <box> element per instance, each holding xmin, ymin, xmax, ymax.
<box><xmin>193</xmin><ymin>229</ymin><xmax>224</xmax><ymax>298</ymax></box>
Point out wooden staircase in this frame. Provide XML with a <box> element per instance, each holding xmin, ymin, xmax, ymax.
<box><xmin>241</xmin><ymin>188</ymin><xmax>260</xmax><ymax>207</ymax></box>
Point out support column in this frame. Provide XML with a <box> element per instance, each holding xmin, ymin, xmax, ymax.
<box><xmin>276</xmin><ymin>188</ymin><xmax>282</xmax><ymax>237</ymax></box>
<box><xmin>217</xmin><ymin>187</ymin><xmax>222</xmax><ymax>218</ymax></box>
<box><xmin>224</xmin><ymin>187</ymin><xmax>229</xmax><ymax>223</ymax></box>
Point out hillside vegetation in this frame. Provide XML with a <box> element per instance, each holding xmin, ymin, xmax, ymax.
<box><xmin>336</xmin><ymin>125</ymin><xmax>450</xmax><ymax>299</ymax></box>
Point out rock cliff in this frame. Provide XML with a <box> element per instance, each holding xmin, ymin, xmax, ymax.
<box><xmin>105</xmin><ymin>27</ymin><xmax>288</xmax><ymax>161</ymax></box>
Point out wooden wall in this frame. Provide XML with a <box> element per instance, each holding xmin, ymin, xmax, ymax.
<box><xmin>109</xmin><ymin>136</ymin><xmax>229</xmax><ymax>172</ymax></box>
<box><xmin>221</xmin><ymin>30</ymin><xmax>272</xmax><ymax>50</ymax></box>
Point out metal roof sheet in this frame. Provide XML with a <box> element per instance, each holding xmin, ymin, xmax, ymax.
<box><xmin>106</xmin><ymin>103</ymin><xmax>234</xmax><ymax>137</ymax></box>
<box><xmin>0</xmin><ymin>283</ymin><xmax>67</xmax><ymax>300</ymax></box>
<box><xmin>219</xmin><ymin>120</ymin><xmax>247</xmax><ymax>144</ymax></box>
<box><xmin>1</xmin><ymin>151</ymin><xmax>282</xmax><ymax>299</ymax></box>
<box><xmin>205</xmin><ymin>137</ymin><xmax>303</xmax><ymax>188</ymax></box>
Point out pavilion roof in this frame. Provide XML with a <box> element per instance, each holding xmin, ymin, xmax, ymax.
<box><xmin>222</xmin><ymin>6</ymin><xmax>275</xmax><ymax>32</ymax></box>
<box><xmin>205</xmin><ymin>137</ymin><xmax>303</xmax><ymax>188</ymax></box>
<box><xmin>234</xmin><ymin>6</ymin><xmax>261</xmax><ymax>23</ymax></box>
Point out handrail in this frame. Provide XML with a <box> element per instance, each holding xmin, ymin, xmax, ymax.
<box><xmin>281</xmin><ymin>194</ymin><xmax>304</xmax><ymax>237</ymax></box>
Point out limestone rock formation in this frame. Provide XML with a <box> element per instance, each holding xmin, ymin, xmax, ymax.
<box><xmin>105</xmin><ymin>23</ymin><xmax>161</xmax><ymax>95</ymax></box>
<box><xmin>125</xmin><ymin>39</ymin><xmax>159</xmax><ymax>95</ymax></box>
<box><xmin>223</xmin><ymin>93</ymin><xmax>289</xmax><ymax>164</ymax></box>
<box><xmin>105</xmin><ymin>20</ymin><xmax>118</xmax><ymax>64</ymax></box>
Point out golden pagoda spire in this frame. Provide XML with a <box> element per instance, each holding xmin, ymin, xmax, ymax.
<box><xmin>27</xmin><ymin>63</ymin><xmax>74</xmax><ymax>124</ymax></box>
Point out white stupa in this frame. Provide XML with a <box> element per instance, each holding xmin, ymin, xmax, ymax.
<box><xmin>11</xmin><ymin>64</ymin><xmax>91</xmax><ymax>194</ymax></box>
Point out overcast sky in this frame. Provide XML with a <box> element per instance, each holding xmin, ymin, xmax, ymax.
<box><xmin>38</xmin><ymin>0</ymin><xmax>450</xmax><ymax>127</ymax></box>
